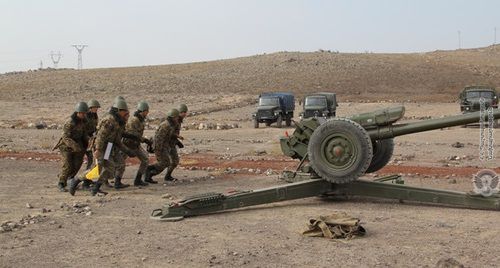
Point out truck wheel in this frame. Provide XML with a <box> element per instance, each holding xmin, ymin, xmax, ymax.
<box><xmin>285</xmin><ymin>117</ymin><xmax>292</xmax><ymax>127</ymax></box>
<box><xmin>366</xmin><ymin>139</ymin><xmax>394</xmax><ymax>173</ymax></box>
<box><xmin>276</xmin><ymin>115</ymin><xmax>283</xmax><ymax>128</ymax></box>
<box><xmin>307</xmin><ymin>118</ymin><xmax>373</xmax><ymax>184</ymax></box>
<box><xmin>254</xmin><ymin>118</ymin><xmax>259</xmax><ymax>128</ymax></box>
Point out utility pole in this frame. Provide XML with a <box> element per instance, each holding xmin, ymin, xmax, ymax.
<box><xmin>39</xmin><ymin>60</ymin><xmax>43</xmax><ymax>70</ymax></box>
<box><xmin>457</xmin><ymin>30</ymin><xmax>462</xmax><ymax>49</ymax></box>
<box><xmin>72</xmin><ymin>44</ymin><xmax>88</xmax><ymax>70</ymax></box>
<box><xmin>49</xmin><ymin>51</ymin><xmax>62</xmax><ymax>68</ymax></box>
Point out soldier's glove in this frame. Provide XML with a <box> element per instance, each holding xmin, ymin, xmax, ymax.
<box><xmin>143</xmin><ymin>138</ymin><xmax>153</xmax><ymax>146</ymax></box>
<box><xmin>147</xmin><ymin>143</ymin><xmax>155</xmax><ymax>153</ymax></box>
<box><xmin>124</xmin><ymin>148</ymin><xmax>136</xmax><ymax>157</ymax></box>
<box><xmin>176</xmin><ymin>139</ymin><xmax>184</xmax><ymax>149</ymax></box>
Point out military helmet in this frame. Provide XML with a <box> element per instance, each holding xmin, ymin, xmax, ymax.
<box><xmin>167</xmin><ymin>108</ymin><xmax>179</xmax><ymax>118</ymax></box>
<box><xmin>137</xmin><ymin>101</ymin><xmax>149</xmax><ymax>112</ymax></box>
<box><xmin>114</xmin><ymin>96</ymin><xmax>125</xmax><ymax>102</ymax></box>
<box><xmin>75</xmin><ymin>102</ymin><xmax>89</xmax><ymax>113</ymax></box>
<box><xmin>113</xmin><ymin>99</ymin><xmax>129</xmax><ymax>111</ymax></box>
<box><xmin>88</xmin><ymin>99</ymin><xmax>101</xmax><ymax>108</ymax></box>
<box><xmin>179</xmin><ymin>104</ymin><xmax>188</xmax><ymax>113</ymax></box>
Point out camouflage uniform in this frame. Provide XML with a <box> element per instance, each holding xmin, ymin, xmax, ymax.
<box><xmin>85</xmin><ymin>111</ymin><xmax>99</xmax><ymax>169</ymax></box>
<box><xmin>56</xmin><ymin>113</ymin><xmax>89</xmax><ymax>186</ymax></box>
<box><xmin>117</xmin><ymin>112</ymin><xmax>149</xmax><ymax>177</ymax></box>
<box><xmin>147</xmin><ymin>118</ymin><xmax>178</xmax><ymax>179</ymax></box>
<box><xmin>167</xmin><ymin>117</ymin><xmax>183</xmax><ymax>175</ymax></box>
<box><xmin>94</xmin><ymin>111</ymin><xmax>131</xmax><ymax>187</ymax></box>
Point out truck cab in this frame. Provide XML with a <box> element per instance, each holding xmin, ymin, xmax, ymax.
<box><xmin>253</xmin><ymin>92</ymin><xmax>295</xmax><ymax>128</ymax></box>
<box><xmin>300</xmin><ymin>92</ymin><xmax>337</xmax><ymax>119</ymax></box>
<box><xmin>460</xmin><ymin>86</ymin><xmax>498</xmax><ymax>113</ymax></box>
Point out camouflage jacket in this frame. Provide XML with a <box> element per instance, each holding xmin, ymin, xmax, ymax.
<box><xmin>154</xmin><ymin>118</ymin><xmax>177</xmax><ymax>152</ymax></box>
<box><xmin>86</xmin><ymin>112</ymin><xmax>99</xmax><ymax>136</ymax></box>
<box><xmin>94</xmin><ymin>111</ymin><xmax>128</xmax><ymax>158</ymax></box>
<box><xmin>123</xmin><ymin>112</ymin><xmax>146</xmax><ymax>148</ymax></box>
<box><xmin>57</xmin><ymin>113</ymin><xmax>89</xmax><ymax>152</ymax></box>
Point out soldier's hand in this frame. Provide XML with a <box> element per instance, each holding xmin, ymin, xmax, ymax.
<box><xmin>126</xmin><ymin>149</ymin><xmax>136</xmax><ymax>157</ymax></box>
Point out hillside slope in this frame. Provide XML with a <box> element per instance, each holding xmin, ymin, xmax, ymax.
<box><xmin>1</xmin><ymin>45</ymin><xmax>500</xmax><ymax>104</ymax></box>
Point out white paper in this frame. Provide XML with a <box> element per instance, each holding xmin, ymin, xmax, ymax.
<box><xmin>104</xmin><ymin>142</ymin><xmax>113</xmax><ymax>160</ymax></box>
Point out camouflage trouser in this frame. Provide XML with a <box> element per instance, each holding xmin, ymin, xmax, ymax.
<box><xmin>115</xmin><ymin>146</ymin><xmax>149</xmax><ymax>178</ymax></box>
<box><xmin>97</xmin><ymin>150</ymin><xmax>121</xmax><ymax>184</ymax></box>
<box><xmin>153</xmin><ymin>147</ymin><xmax>178</xmax><ymax>173</ymax></box>
<box><xmin>114</xmin><ymin>150</ymin><xmax>126</xmax><ymax>179</ymax></box>
<box><xmin>169</xmin><ymin>147</ymin><xmax>179</xmax><ymax>171</ymax></box>
<box><xmin>58</xmin><ymin>149</ymin><xmax>85</xmax><ymax>184</ymax></box>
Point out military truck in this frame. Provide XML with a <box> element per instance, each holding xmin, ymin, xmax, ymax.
<box><xmin>253</xmin><ymin>92</ymin><xmax>295</xmax><ymax>128</ymax></box>
<box><xmin>459</xmin><ymin>86</ymin><xmax>499</xmax><ymax>127</ymax></box>
<box><xmin>300</xmin><ymin>92</ymin><xmax>337</xmax><ymax>119</ymax></box>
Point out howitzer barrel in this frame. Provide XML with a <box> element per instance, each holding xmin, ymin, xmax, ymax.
<box><xmin>367</xmin><ymin>109</ymin><xmax>500</xmax><ymax>140</ymax></box>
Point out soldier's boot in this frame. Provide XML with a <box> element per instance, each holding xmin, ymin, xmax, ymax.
<box><xmin>57</xmin><ymin>181</ymin><xmax>68</xmax><ymax>192</ymax></box>
<box><xmin>91</xmin><ymin>182</ymin><xmax>108</xmax><ymax>196</ymax></box>
<box><xmin>81</xmin><ymin>179</ymin><xmax>91</xmax><ymax>191</ymax></box>
<box><xmin>144</xmin><ymin>165</ymin><xmax>159</xmax><ymax>184</ymax></box>
<box><xmin>69</xmin><ymin>178</ymin><xmax>81</xmax><ymax>196</ymax></box>
<box><xmin>164</xmin><ymin>168</ymin><xmax>178</xmax><ymax>182</ymax></box>
<box><xmin>134</xmin><ymin>171</ymin><xmax>148</xmax><ymax>186</ymax></box>
<box><xmin>114</xmin><ymin>177</ymin><xmax>130</xmax><ymax>189</ymax></box>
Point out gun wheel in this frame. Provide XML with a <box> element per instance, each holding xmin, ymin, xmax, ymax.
<box><xmin>366</xmin><ymin>138</ymin><xmax>394</xmax><ymax>173</ymax></box>
<box><xmin>307</xmin><ymin>118</ymin><xmax>373</xmax><ymax>184</ymax></box>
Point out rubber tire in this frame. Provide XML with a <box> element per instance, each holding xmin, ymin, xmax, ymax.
<box><xmin>254</xmin><ymin>118</ymin><xmax>259</xmax><ymax>128</ymax></box>
<box><xmin>285</xmin><ymin>117</ymin><xmax>292</xmax><ymax>127</ymax></box>
<box><xmin>276</xmin><ymin>115</ymin><xmax>283</xmax><ymax>128</ymax></box>
<box><xmin>365</xmin><ymin>139</ymin><xmax>394</xmax><ymax>173</ymax></box>
<box><xmin>307</xmin><ymin>118</ymin><xmax>373</xmax><ymax>184</ymax></box>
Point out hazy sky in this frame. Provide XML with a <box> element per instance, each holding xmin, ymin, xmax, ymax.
<box><xmin>1</xmin><ymin>0</ymin><xmax>499</xmax><ymax>73</ymax></box>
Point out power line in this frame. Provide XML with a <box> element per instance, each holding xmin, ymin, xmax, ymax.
<box><xmin>71</xmin><ymin>44</ymin><xmax>88</xmax><ymax>70</ymax></box>
<box><xmin>49</xmin><ymin>51</ymin><xmax>62</xmax><ymax>68</ymax></box>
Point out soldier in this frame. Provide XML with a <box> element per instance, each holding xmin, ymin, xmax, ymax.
<box><xmin>161</xmin><ymin>104</ymin><xmax>188</xmax><ymax>182</ymax></box>
<box><xmin>54</xmin><ymin>102</ymin><xmax>89</xmax><ymax>192</ymax></box>
<box><xmin>69</xmin><ymin>99</ymin><xmax>136</xmax><ymax>196</ymax></box>
<box><xmin>116</xmin><ymin>101</ymin><xmax>152</xmax><ymax>186</ymax></box>
<box><xmin>85</xmin><ymin>99</ymin><xmax>100</xmax><ymax>170</ymax></box>
<box><xmin>145</xmin><ymin>109</ymin><xmax>183</xmax><ymax>183</ymax></box>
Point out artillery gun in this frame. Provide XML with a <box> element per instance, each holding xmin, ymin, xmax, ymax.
<box><xmin>152</xmin><ymin>106</ymin><xmax>500</xmax><ymax>221</ymax></box>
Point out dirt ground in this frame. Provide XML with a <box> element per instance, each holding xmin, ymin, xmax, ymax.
<box><xmin>0</xmin><ymin>101</ymin><xmax>499</xmax><ymax>267</ymax></box>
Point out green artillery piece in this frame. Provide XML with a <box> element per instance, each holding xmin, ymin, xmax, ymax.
<box><xmin>151</xmin><ymin>106</ymin><xmax>500</xmax><ymax>221</ymax></box>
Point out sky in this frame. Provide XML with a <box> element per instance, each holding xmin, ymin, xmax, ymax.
<box><xmin>0</xmin><ymin>0</ymin><xmax>499</xmax><ymax>73</ymax></box>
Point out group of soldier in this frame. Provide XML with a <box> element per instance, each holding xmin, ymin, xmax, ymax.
<box><xmin>53</xmin><ymin>96</ymin><xmax>188</xmax><ymax>196</ymax></box>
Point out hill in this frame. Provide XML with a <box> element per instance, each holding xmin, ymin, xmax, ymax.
<box><xmin>1</xmin><ymin>45</ymin><xmax>500</xmax><ymax>106</ymax></box>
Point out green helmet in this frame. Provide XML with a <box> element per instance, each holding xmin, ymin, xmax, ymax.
<box><xmin>179</xmin><ymin>104</ymin><xmax>188</xmax><ymax>113</ymax></box>
<box><xmin>114</xmin><ymin>96</ymin><xmax>125</xmax><ymax>102</ymax></box>
<box><xmin>88</xmin><ymin>99</ymin><xmax>101</xmax><ymax>108</ymax></box>
<box><xmin>75</xmin><ymin>102</ymin><xmax>89</xmax><ymax>113</ymax></box>
<box><xmin>167</xmin><ymin>108</ymin><xmax>179</xmax><ymax>118</ymax></box>
<box><xmin>137</xmin><ymin>101</ymin><xmax>149</xmax><ymax>112</ymax></box>
<box><xmin>113</xmin><ymin>99</ymin><xmax>129</xmax><ymax>111</ymax></box>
